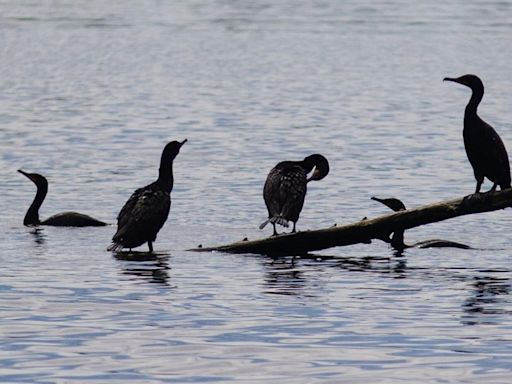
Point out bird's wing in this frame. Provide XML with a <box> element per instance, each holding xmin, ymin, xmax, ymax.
<box><xmin>482</xmin><ymin>121</ymin><xmax>511</xmax><ymax>184</ymax></box>
<box><xmin>117</xmin><ymin>186</ymin><xmax>145</xmax><ymax>228</ymax></box>
<box><xmin>263</xmin><ymin>166</ymin><xmax>285</xmax><ymax>216</ymax></box>
<box><xmin>278</xmin><ymin>166</ymin><xmax>307</xmax><ymax>219</ymax></box>
<box><xmin>114</xmin><ymin>185</ymin><xmax>170</xmax><ymax>241</ymax></box>
<box><xmin>463</xmin><ymin>128</ymin><xmax>482</xmax><ymax>175</ymax></box>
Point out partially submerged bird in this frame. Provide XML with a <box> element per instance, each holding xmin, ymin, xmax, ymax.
<box><xmin>108</xmin><ymin>139</ymin><xmax>187</xmax><ymax>253</ymax></box>
<box><xmin>18</xmin><ymin>170</ymin><xmax>106</xmax><ymax>227</ymax></box>
<box><xmin>444</xmin><ymin>74</ymin><xmax>511</xmax><ymax>194</ymax></box>
<box><xmin>260</xmin><ymin>154</ymin><xmax>329</xmax><ymax>236</ymax></box>
<box><xmin>371</xmin><ymin>196</ymin><xmax>470</xmax><ymax>251</ymax></box>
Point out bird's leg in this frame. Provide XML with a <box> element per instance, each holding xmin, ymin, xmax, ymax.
<box><xmin>475</xmin><ymin>179</ymin><xmax>483</xmax><ymax>194</ymax></box>
<box><xmin>148</xmin><ymin>241</ymin><xmax>154</xmax><ymax>253</ymax></box>
<box><xmin>272</xmin><ymin>223</ymin><xmax>278</xmax><ymax>237</ymax></box>
<box><xmin>463</xmin><ymin>179</ymin><xmax>485</xmax><ymax>205</ymax></box>
<box><xmin>291</xmin><ymin>222</ymin><xmax>297</xmax><ymax>233</ymax></box>
<box><xmin>480</xmin><ymin>184</ymin><xmax>497</xmax><ymax>203</ymax></box>
<box><xmin>462</xmin><ymin>179</ymin><xmax>493</xmax><ymax>207</ymax></box>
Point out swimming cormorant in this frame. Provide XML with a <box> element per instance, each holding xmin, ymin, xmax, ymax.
<box><xmin>18</xmin><ymin>170</ymin><xmax>107</xmax><ymax>227</ymax></box>
<box><xmin>108</xmin><ymin>139</ymin><xmax>187</xmax><ymax>252</ymax></box>
<box><xmin>444</xmin><ymin>74</ymin><xmax>511</xmax><ymax>193</ymax></box>
<box><xmin>260</xmin><ymin>154</ymin><xmax>329</xmax><ymax>236</ymax></box>
<box><xmin>371</xmin><ymin>196</ymin><xmax>470</xmax><ymax>250</ymax></box>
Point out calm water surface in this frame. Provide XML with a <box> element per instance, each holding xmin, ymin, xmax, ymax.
<box><xmin>1</xmin><ymin>1</ymin><xmax>512</xmax><ymax>382</ymax></box>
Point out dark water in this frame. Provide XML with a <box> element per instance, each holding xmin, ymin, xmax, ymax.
<box><xmin>1</xmin><ymin>1</ymin><xmax>512</xmax><ymax>382</ymax></box>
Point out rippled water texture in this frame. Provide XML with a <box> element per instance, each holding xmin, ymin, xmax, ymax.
<box><xmin>1</xmin><ymin>1</ymin><xmax>512</xmax><ymax>383</ymax></box>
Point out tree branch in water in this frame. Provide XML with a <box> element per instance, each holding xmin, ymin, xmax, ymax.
<box><xmin>189</xmin><ymin>189</ymin><xmax>512</xmax><ymax>256</ymax></box>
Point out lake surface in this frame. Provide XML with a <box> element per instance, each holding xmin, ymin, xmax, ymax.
<box><xmin>1</xmin><ymin>1</ymin><xmax>512</xmax><ymax>382</ymax></box>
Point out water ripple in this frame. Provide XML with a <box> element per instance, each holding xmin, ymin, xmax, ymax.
<box><xmin>1</xmin><ymin>0</ymin><xmax>512</xmax><ymax>383</ymax></box>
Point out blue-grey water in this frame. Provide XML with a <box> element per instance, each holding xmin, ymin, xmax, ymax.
<box><xmin>1</xmin><ymin>1</ymin><xmax>512</xmax><ymax>382</ymax></box>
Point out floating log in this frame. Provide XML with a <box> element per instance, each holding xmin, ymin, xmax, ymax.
<box><xmin>190</xmin><ymin>189</ymin><xmax>512</xmax><ymax>256</ymax></box>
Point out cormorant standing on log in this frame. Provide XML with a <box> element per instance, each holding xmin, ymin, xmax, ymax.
<box><xmin>260</xmin><ymin>154</ymin><xmax>329</xmax><ymax>236</ymax></box>
<box><xmin>108</xmin><ymin>140</ymin><xmax>187</xmax><ymax>252</ymax></box>
<box><xmin>444</xmin><ymin>74</ymin><xmax>511</xmax><ymax>193</ymax></box>
<box><xmin>371</xmin><ymin>196</ymin><xmax>470</xmax><ymax>250</ymax></box>
<box><xmin>18</xmin><ymin>170</ymin><xmax>107</xmax><ymax>227</ymax></box>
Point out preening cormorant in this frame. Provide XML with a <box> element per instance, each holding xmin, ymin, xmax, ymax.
<box><xmin>260</xmin><ymin>154</ymin><xmax>329</xmax><ymax>236</ymax></box>
<box><xmin>371</xmin><ymin>196</ymin><xmax>470</xmax><ymax>251</ymax></box>
<box><xmin>444</xmin><ymin>74</ymin><xmax>511</xmax><ymax>193</ymax></box>
<box><xmin>108</xmin><ymin>139</ymin><xmax>187</xmax><ymax>252</ymax></box>
<box><xmin>18</xmin><ymin>170</ymin><xmax>107</xmax><ymax>227</ymax></box>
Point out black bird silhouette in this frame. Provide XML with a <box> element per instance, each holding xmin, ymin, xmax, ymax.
<box><xmin>371</xmin><ymin>196</ymin><xmax>470</xmax><ymax>251</ymax></box>
<box><xmin>18</xmin><ymin>170</ymin><xmax>106</xmax><ymax>227</ymax></box>
<box><xmin>444</xmin><ymin>74</ymin><xmax>511</xmax><ymax>193</ymax></box>
<box><xmin>108</xmin><ymin>140</ymin><xmax>187</xmax><ymax>252</ymax></box>
<box><xmin>260</xmin><ymin>154</ymin><xmax>329</xmax><ymax>236</ymax></box>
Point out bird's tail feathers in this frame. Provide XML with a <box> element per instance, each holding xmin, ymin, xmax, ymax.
<box><xmin>273</xmin><ymin>216</ymin><xmax>289</xmax><ymax>227</ymax></box>
<box><xmin>259</xmin><ymin>218</ymin><xmax>271</xmax><ymax>230</ymax></box>
<box><xmin>259</xmin><ymin>216</ymin><xmax>289</xmax><ymax>230</ymax></box>
<box><xmin>107</xmin><ymin>242</ymin><xmax>124</xmax><ymax>252</ymax></box>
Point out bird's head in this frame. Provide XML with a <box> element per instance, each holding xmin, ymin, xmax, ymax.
<box><xmin>443</xmin><ymin>74</ymin><xmax>484</xmax><ymax>92</ymax></box>
<box><xmin>18</xmin><ymin>169</ymin><xmax>48</xmax><ymax>189</ymax></box>
<box><xmin>371</xmin><ymin>196</ymin><xmax>406</xmax><ymax>212</ymax></box>
<box><xmin>162</xmin><ymin>139</ymin><xmax>187</xmax><ymax>162</ymax></box>
<box><xmin>304</xmin><ymin>154</ymin><xmax>329</xmax><ymax>182</ymax></box>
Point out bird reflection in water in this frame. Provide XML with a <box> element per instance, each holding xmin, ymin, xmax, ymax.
<box><xmin>331</xmin><ymin>253</ymin><xmax>408</xmax><ymax>279</ymax></box>
<box><xmin>261</xmin><ymin>251</ymin><xmax>408</xmax><ymax>296</ymax></box>
<box><xmin>461</xmin><ymin>275</ymin><xmax>511</xmax><ymax>325</ymax></box>
<box><xmin>113</xmin><ymin>251</ymin><xmax>171</xmax><ymax>286</ymax></box>
<box><xmin>29</xmin><ymin>227</ymin><xmax>46</xmax><ymax>246</ymax></box>
<box><xmin>263</xmin><ymin>256</ymin><xmax>309</xmax><ymax>296</ymax></box>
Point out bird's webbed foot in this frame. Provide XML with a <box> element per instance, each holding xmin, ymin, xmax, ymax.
<box><xmin>461</xmin><ymin>190</ymin><xmax>493</xmax><ymax>208</ymax></box>
<box><xmin>462</xmin><ymin>192</ymin><xmax>483</xmax><ymax>204</ymax></box>
<box><xmin>489</xmin><ymin>183</ymin><xmax>498</xmax><ymax>193</ymax></box>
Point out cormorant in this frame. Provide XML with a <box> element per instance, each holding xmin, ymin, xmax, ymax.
<box><xmin>371</xmin><ymin>196</ymin><xmax>470</xmax><ymax>250</ymax></box>
<box><xmin>260</xmin><ymin>154</ymin><xmax>329</xmax><ymax>236</ymax></box>
<box><xmin>108</xmin><ymin>139</ymin><xmax>187</xmax><ymax>252</ymax></box>
<box><xmin>18</xmin><ymin>170</ymin><xmax>107</xmax><ymax>227</ymax></box>
<box><xmin>444</xmin><ymin>74</ymin><xmax>511</xmax><ymax>193</ymax></box>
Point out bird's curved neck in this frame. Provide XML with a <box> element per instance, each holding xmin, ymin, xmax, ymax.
<box><xmin>299</xmin><ymin>159</ymin><xmax>315</xmax><ymax>174</ymax></box>
<box><xmin>24</xmin><ymin>183</ymin><xmax>46</xmax><ymax>226</ymax></box>
<box><xmin>157</xmin><ymin>163</ymin><xmax>174</xmax><ymax>192</ymax></box>
<box><xmin>465</xmin><ymin>86</ymin><xmax>483</xmax><ymax>116</ymax></box>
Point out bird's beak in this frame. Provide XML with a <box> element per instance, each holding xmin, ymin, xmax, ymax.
<box><xmin>307</xmin><ymin>169</ymin><xmax>321</xmax><ymax>182</ymax></box>
<box><xmin>443</xmin><ymin>77</ymin><xmax>459</xmax><ymax>84</ymax></box>
<box><xmin>180</xmin><ymin>139</ymin><xmax>188</xmax><ymax>147</ymax></box>
<box><xmin>18</xmin><ymin>169</ymin><xmax>33</xmax><ymax>181</ymax></box>
<box><xmin>307</xmin><ymin>161</ymin><xmax>329</xmax><ymax>182</ymax></box>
